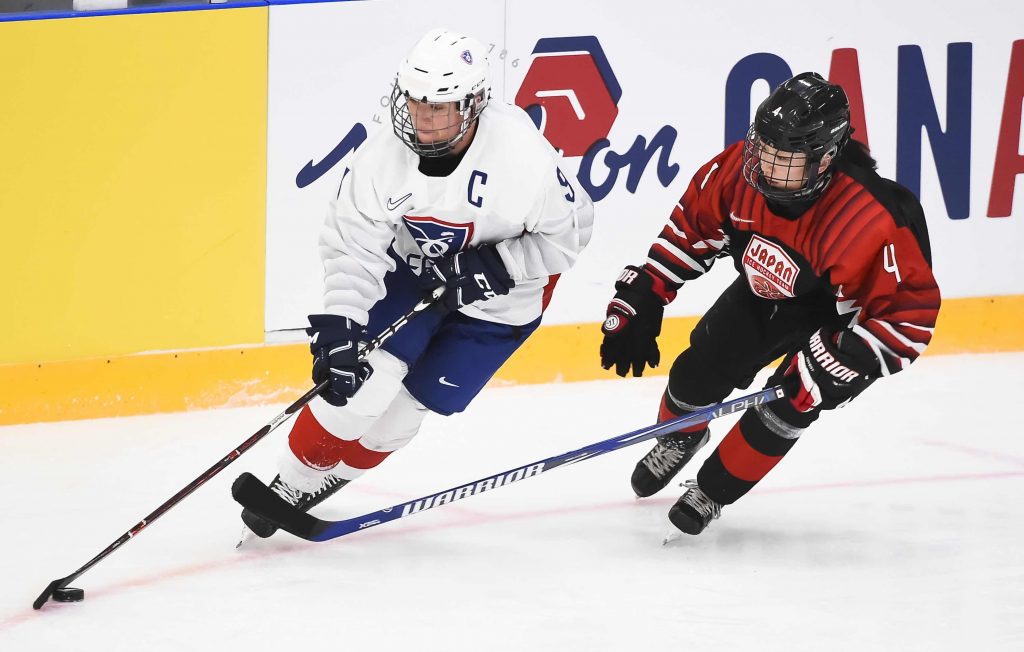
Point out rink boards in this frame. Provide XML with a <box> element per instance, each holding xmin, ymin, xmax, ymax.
<box><xmin>1</xmin><ymin>0</ymin><xmax>1022</xmax><ymax>423</ymax></box>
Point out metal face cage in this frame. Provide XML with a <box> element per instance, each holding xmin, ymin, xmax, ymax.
<box><xmin>741</xmin><ymin>125</ymin><xmax>835</xmax><ymax>202</ymax></box>
<box><xmin>390</xmin><ymin>83</ymin><xmax>486</xmax><ymax>158</ymax></box>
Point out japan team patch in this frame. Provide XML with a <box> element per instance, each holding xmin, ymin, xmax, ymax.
<box><xmin>741</xmin><ymin>234</ymin><xmax>800</xmax><ymax>299</ymax></box>
<box><xmin>403</xmin><ymin>215</ymin><xmax>474</xmax><ymax>258</ymax></box>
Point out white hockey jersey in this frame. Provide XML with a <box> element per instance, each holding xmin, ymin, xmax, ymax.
<box><xmin>319</xmin><ymin>102</ymin><xmax>595</xmax><ymax>327</ymax></box>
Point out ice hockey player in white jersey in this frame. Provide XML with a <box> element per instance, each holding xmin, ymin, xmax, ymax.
<box><xmin>240</xmin><ymin>28</ymin><xmax>594</xmax><ymax>538</ymax></box>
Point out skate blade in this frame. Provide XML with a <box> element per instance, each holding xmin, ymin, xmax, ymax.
<box><xmin>662</xmin><ymin>530</ymin><xmax>684</xmax><ymax>546</ymax></box>
<box><xmin>236</xmin><ymin>526</ymin><xmax>258</xmax><ymax>550</ymax></box>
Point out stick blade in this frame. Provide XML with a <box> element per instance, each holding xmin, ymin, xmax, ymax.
<box><xmin>230</xmin><ymin>473</ymin><xmax>321</xmax><ymax>541</ymax></box>
<box><xmin>33</xmin><ymin>578</ymin><xmax>66</xmax><ymax>610</ymax></box>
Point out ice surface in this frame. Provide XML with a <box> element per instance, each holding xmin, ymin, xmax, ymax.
<box><xmin>2</xmin><ymin>353</ymin><xmax>1022</xmax><ymax>651</ymax></box>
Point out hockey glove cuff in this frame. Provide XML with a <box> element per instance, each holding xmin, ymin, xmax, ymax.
<box><xmin>600</xmin><ymin>265</ymin><xmax>678</xmax><ymax>378</ymax></box>
<box><xmin>306</xmin><ymin>314</ymin><xmax>373</xmax><ymax>407</ymax></box>
<box><xmin>424</xmin><ymin>244</ymin><xmax>516</xmax><ymax>311</ymax></box>
<box><xmin>783</xmin><ymin>329</ymin><xmax>877</xmax><ymax>413</ymax></box>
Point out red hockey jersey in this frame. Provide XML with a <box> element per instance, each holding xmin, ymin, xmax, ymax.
<box><xmin>645</xmin><ymin>141</ymin><xmax>941</xmax><ymax>376</ymax></box>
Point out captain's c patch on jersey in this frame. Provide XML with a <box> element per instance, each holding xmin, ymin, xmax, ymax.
<box><xmin>402</xmin><ymin>215</ymin><xmax>475</xmax><ymax>258</ymax></box>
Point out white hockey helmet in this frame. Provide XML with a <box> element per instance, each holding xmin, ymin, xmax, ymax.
<box><xmin>391</xmin><ymin>28</ymin><xmax>491</xmax><ymax>157</ymax></box>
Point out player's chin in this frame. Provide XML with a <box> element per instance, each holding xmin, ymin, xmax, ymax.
<box><xmin>415</xmin><ymin>133</ymin><xmax>449</xmax><ymax>145</ymax></box>
<box><xmin>767</xmin><ymin>178</ymin><xmax>805</xmax><ymax>191</ymax></box>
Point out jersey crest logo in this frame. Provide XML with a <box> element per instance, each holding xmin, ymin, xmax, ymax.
<box><xmin>742</xmin><ymin>234</ymin><xmax>800</xmax><ymax>299</ymax></box>
<box><xmin>403</xmin><ymin>215</ymin><xmax>474</xmax><ymax>258</ymax></box>
<box><xmin>514</xmin><ymin>36</ymin><xmax>622</xmax><ymax>157</ymax></box>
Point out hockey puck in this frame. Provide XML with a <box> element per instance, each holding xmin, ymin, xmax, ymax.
<box><xmin>52</xmin><ymin>587</ymin><xmax>85</xmax><ymax>603</ymax></box>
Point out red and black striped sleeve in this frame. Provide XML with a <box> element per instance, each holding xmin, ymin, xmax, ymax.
<box><xmin>814</xmin><ymin>187</ymin><xmax>941</xmax><ymax>376</ymax></box>
<box><xmin>644</xmin><ymin>143</ymin><xmax>741</xmax><ymax>287</ymax></box>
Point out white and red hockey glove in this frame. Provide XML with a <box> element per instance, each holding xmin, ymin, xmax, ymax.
<box><xmin>783</xmin><ymin>329</ymin><xmax>876</xmax><ymax>413</ymax></box>
<box><xmin>600</xmin><ymin>265</ymin><xmax>677</xmax><ymax>377</ymax></box>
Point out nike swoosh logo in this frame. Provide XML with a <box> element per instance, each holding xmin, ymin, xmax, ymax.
<box><xmin>438</xmin><ymin>376</ymin><xmax>460</xmax><ymax>387</ymax></box>
<box><xmin>729</xmin><ymin>212</ymin><xmax>755</xmax><ymax>223</ymax></box>
<box><xmin>387</xmin><ymin>193</ymin><xmax>412</xmax><ymax>211</ymax></box>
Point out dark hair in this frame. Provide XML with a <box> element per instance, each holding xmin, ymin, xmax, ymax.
<box><xmin>836</xmin><ymin>137</ymin><xmax>877</xmax><ymax>171</ymax></box>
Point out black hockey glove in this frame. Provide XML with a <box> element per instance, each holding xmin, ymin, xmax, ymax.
<box><xmin>782</xmin><ymin>328</ymin><xmax>877</xmax><ymax>413</ymax></box>
<box><xmin>423</xmin><ymin>244</ymin><xmax>515</xmax><ymax>312</ymax></box>
<box><xmin>306</xmin><ymin>314</ymin><xmax>373</xmax><ymax>407</ymax></box>
<box><xmin>600</xmin><ymin>265</ymin><xmax>676</xmax><ymax>377</ymax></box>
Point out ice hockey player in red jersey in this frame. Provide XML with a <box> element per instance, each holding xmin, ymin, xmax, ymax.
<box><xmin>599</xmin><ymin>72</ymin><xmax>940</xmax><ymax>535</ymax></box>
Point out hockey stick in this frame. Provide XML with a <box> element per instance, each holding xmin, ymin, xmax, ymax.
<box><xmin>32</xmin><ymin>287</ymin><xmax>444</xmax><ymax>610</ymax></box>
<box><xmin>231</xmin><ymin>385</ymin><xmax>785</xmax><ymax>543</ymax></box>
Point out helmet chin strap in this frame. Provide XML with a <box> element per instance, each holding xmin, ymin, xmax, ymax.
<box><xmin>447</xmin><ymin>99</ymin><xmax>475</xmax><ymax>149</ymax></box>
<box><xmin>802</xmin><ymin>160</ymin><xmax>822</xmax><ymax>193</ymax></box>
<box><xmin>779</xmin><ymin>144</ymin><xmax>841</xmax><ymax>201</ymax></box>
<box><xmin>434</xmin><ymin>95</ymin><xmax>483</xmax><ymax>156</ymax></box>
<box><xmin>798</xmin><ymin>147</ymin><xmax>839</xmax><ymax>198</ymax></box>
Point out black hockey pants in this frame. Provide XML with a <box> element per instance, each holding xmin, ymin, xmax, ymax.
<box><xmin>664</xmin><ymin>276</ymin><xmax>877</xmax><ymax>504</ymax></box>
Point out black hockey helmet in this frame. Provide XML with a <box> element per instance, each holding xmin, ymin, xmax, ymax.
<box><xmin>742</xmin><ymin>72</ymin><xmax>851</xmax><ymax>202</ymax></box>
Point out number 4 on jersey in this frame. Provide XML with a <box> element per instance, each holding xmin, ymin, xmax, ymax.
<box><xmin>883</xmin><ymin>243</ymin><xmax>902</xmax><ymax>284</ymax></box>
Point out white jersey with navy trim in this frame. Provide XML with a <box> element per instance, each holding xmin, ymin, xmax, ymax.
<box><xmin>319</xmin><ymin>101</ymin><xmax>595</xmax><ymax>327</ymax></box>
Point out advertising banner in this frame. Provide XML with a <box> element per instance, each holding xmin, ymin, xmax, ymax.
<box><xmin>266</xmin><ymin>0</ymin><xmax>1024</xmax><ymax>333</ymax></box>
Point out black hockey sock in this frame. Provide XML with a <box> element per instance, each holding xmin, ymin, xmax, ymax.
<box><xmin>696</xmin><ymin>400</ymin><xmax>813</xmax><ymax>505</ymax></box>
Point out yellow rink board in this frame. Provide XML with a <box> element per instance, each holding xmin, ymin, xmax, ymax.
<box><xmin>0</xmin><ymin>9</ymin><xmax>268</xmax><ymax>365</ymax></box>
<box><xmin>0</xmin><ymin>294</ymin><xmax>1020</xmax><ymax>425</ymax></box>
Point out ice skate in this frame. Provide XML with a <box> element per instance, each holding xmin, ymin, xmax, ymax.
<box><xmin>238</xmin><ymin>473</ymin><xmax>348</xmax><ymax>544</ymax></box>
<box><xmin>630</xmin><ymin>429</ymin><xmax>709</xmax><ymax>498</ymax></box>
<box><xmin>667</xmin><ymin>480</ymin><xmax>722</xmax><ymax>535</ymax></box>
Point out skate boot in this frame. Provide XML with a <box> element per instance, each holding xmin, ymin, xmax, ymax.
<box><xmin>667</xmin><ymin>480</ymin><xmax>722</xmax><ymax>535</ymax></box>
<box><xmin>240</xmin><ymin>473</ymin><xmax>349</xmax><ymax>538</ymax></box>
<box><xmin>630</xmin><ymin>428</ymin><xmax>710</xmax><ymax>498</ymax></box>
